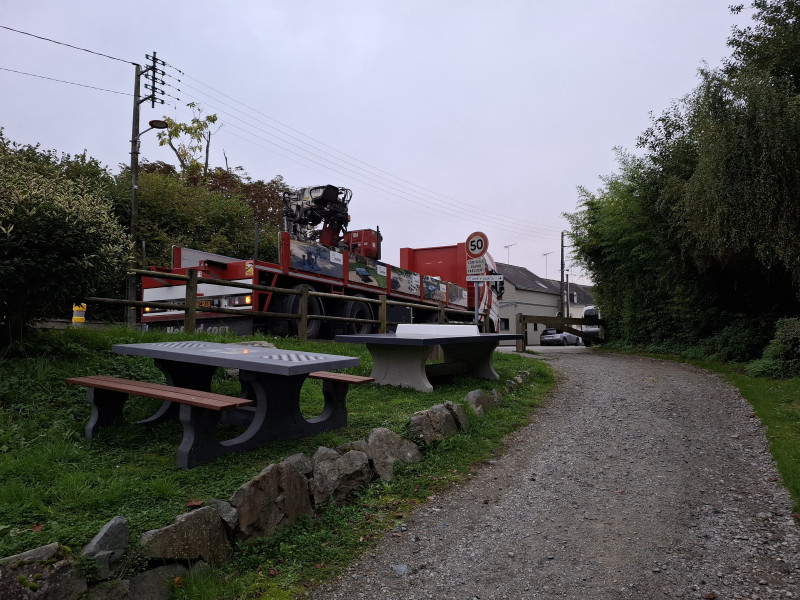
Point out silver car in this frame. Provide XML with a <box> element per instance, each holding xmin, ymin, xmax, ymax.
<box><xmin>539</xmin><ymin>328</ymin><xmax>580</xmax><ymax>346</ymax></box>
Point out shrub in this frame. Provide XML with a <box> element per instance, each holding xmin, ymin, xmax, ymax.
<box><xmin>0</xmin><ymin>135</ymin><xmax>130</xmax><ymax>344</ymax></box>
<box><xmin>747</xmin><ymin>318</ymin><xmax>800</xmax><ymax>378</ymax></box>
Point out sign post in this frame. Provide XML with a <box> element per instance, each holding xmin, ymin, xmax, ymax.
<box><xmin>465</xmin><ymin>232</ymin><xmax>489</xmax><ymax>323</ymax></box>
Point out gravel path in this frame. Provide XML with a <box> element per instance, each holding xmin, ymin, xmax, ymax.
<box><xmin>310</xmin><ymin>350</ymin><xmax>800</xmax><ymax>599</ymax></box>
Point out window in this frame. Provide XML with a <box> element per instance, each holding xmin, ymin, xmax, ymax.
<box><xmin>499</xmin><ymin>318</ymin><xmax>509</xmax><ymax>331</ymax></box>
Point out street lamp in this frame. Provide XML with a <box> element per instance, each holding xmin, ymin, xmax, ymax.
<box><xmin>126</xmin><ymin>115</ymin><xmax>169</xmax><ymax>326</ymax></box>
<box><xmin>543</xmin><ymin>251</ymin><xmax>553</xmax><ymax>279</ymax></box>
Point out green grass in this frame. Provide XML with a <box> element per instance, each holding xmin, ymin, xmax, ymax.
<box><xmin>0</xmin><ymin>327</ymin><xmax>553</xmax><ymax>598</ymax></box>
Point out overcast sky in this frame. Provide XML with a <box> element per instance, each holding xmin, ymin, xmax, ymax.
<box><xmin>1</xmin><ymin>1</ymin><xmax>751</xmax><ymax>284</ymax></box>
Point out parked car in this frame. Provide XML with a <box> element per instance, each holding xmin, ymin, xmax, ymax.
<box><xmin>540</xmin><ymin>328</ymin><xmax>580</xmax><ymax>346</ymax></box>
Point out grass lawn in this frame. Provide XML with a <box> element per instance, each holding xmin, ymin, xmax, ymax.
<box><xmin>0</xmin><ymin>327</ymin><xmax>554</xmax><ymax>599</ymax></box>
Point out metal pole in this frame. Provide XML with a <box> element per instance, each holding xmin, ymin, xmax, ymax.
<box><xmin>559</xmin><ymin>232</ymin><xmax>565</xmax><ymax>317</ymax></box>
<box><xmin>126</xmin><ymin>64</ymin><xmax>143</xmax><ymax>327</ymax></box>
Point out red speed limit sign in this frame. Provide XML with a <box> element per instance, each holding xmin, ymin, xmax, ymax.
<box><xmin>465</xmin><ymin>231</ymin><xmax>489</xmax><ymax>259</ymax></box>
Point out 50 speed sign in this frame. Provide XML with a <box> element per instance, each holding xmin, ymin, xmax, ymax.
<box><xmin>465</xmin><ymin>231</ymin><xmax>489</xmax><ymax>259</ymax></box>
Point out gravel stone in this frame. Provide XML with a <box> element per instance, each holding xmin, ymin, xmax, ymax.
<box><xmin>309</xmin><ymin>351</ymin><xmax>800</xmax><ymax>599</ymax></box>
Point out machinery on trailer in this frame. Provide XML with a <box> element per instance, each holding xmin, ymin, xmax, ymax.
<box><xmin>140</xmin><ymin>185</ymin><xmax>500</xmax><ymax>337</ymax></box>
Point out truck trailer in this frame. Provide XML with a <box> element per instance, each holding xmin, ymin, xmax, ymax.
<box><xmin>140</xmin><ymin>185</ymin><xmax>501</xmax><ymax>337</ymax></box>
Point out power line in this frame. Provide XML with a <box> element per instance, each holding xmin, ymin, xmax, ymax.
<box><xmin>0</xmin><ymin>25</ymin><xmax>135</xmax><ymax>65</ymax></box>
<box><xmin>0</xmin><ymin>67</ymin><xmax>130</xmax><ymax>95</ymax></box>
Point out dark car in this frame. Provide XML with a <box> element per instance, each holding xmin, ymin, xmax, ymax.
<box><xmin>539</xmin><ymin>328</ymin><xmax>580</xmax><ymax>346</ymax></box>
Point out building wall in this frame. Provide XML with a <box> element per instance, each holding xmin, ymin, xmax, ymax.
<box><xmin>498</xmin><ymin>286</ymin><xmax>588</xmax><ymax>345</ymax></box>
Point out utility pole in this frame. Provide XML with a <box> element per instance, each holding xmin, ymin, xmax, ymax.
<box><xmin>126</xmin><ymin>52</ymin><xmax>167</xmax><ymax>327</ymax></box>
<box><xmin>560</xmin><ymin>232</ymin><xmax>566</xmax><ymax>317</ymax></box>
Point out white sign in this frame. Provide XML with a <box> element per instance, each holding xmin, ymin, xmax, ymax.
<box><xmin>466</xmin><ymin>274</ymin><xmax>504</xmax><ymax>282</ymax></box>
<box><xmin>466</xmin><ymin>257</ymin><xmax>486</xmax><ymax>275</ymax></box>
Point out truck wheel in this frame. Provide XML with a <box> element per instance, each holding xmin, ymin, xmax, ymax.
<box><xmin>344</xmin><ymin>296</ymin><xmax>374</xmax><ymax>335</ymax></box>
<box><xmin>270</xmin><ymin>285</ymin><xmax>323</xmax><ymax>339</ymax></box>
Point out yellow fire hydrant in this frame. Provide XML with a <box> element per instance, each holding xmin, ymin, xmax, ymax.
<box><xmin>72</xmin><ymin>303</ymin><xmax>87</xmax><ymax>327</ymax></box>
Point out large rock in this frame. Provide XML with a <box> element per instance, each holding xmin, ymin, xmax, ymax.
<box><xmin>465</xmin><ymin>389</ymin><xmax>501</xmax><ymax>414</ymax></box>
<box><xmin>0</xmin><ymin>542</ymin><xmax>87</xmax><ymax>600</ymax></box>
<box><xmin>229</xmin><ymin>463</ymin><xmax>312</xmax><ymax>542</ymax></box>
<box><xmin>140</xmin><ymin>505</ymin><xmax>231</xmax><ymax>565</ymax></box>
<box><xmin>82</xmin><ymin>516</ymin><xmax>128</xmax><ymax>580</ymax></box>
<box><xmin>366</xmin><ymin>428</ymin><xmax>421</xmax><ymax>480</ymax></box>
<box><xmin>409</xmin><ymin>403</ymin><xmax>458</xmax><ymax>445</ymax></box>
<box><xmin>444</xmin><ymin>401</ymin><xmax>469</xmax><ymax>430</ymax></box>
<box><xmin>310</xmin><ymin>447</ymin><xmax>372</xmax><ymax>505</ymax></box>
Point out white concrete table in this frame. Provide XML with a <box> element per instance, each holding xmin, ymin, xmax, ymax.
<box><xmin>334</xmin><ymin>324</ymin><xmax>522</xmax><ymax>392</ymax></box>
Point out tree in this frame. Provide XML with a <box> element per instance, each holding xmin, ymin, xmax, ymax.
<box><xmin>156</xmin><ymin>102</ymin><xmax>220</xmax><ymax>177</ymax></box>
<box><xmin>0</xmin><ymin>133</ymin><xmax>129</xmax><ymax>344</ymax></box>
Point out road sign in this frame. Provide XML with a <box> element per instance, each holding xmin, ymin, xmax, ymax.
<box><xmin>466</xmin><ymin>274</ymin><xmax>504</xmax><ymax>282</ymax></box>
<box><xmin>465</xmin><ymin>231</ymin><xmax>489</xmax><ymax>259</ymax></box>
<box><xmin>466</xmin><ymin>257</ymin><xmax>486</xmax><ymax>275</ymax></box>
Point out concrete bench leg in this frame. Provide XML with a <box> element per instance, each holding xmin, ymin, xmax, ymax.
<box><xmin>177</xmin><ymin>404</ymin><xmax>224</xmax><ymax>470</ymax></box>
<box><xmin>85</xmin><ymin>388</ymin><xmax>127</xmax><ymax>438</ymax></box>
<box><xmin>367</xmin><ymin>344</ymin><xmax>433</xmax><ymax>392</ymax></box>
<box><xmin>305</xmin><ymin>379</ymin><xmax>349</xmax><ymax>431</ymax></box>
<box><xmin>441</xmin><ymin>342</ymin><xmax>501</xmax><ymax>380</ymax></box>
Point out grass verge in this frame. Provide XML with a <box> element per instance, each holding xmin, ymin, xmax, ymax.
<box><xmin>0</xmin><ymin>328</ymin><xmax>554</xmax><ymax>599</ymax></box>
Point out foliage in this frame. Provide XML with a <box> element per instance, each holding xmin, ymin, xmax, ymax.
<box><xmin>747</xmin><ymin>317</ymin><xmax>800</xmax><ymax>377</ymax></box>
<box><xmin>566</xmin><ymin>0</ymin><xmax>800</xmax><ymax>355</ymax></box>
<box><xmin>157</xmin><ymin>103</ymin><xmax>220</xmax><ymax>177</ymax></box>
<box><xmin>0</xmin><ymin>133</ymin><xmax>130</xmax><ymax>345</ymax></box>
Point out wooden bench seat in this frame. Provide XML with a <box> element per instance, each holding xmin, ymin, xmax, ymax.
<box><xmin>307</xmin><ymin>371</ymin><xmax>374</xmax><ymax>385</ymax></box>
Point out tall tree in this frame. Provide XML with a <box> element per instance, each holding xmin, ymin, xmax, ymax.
<box><xmin>157</xmin><ymin>102</ymin><xmax>220</xmax><ymax>177</ymax></box>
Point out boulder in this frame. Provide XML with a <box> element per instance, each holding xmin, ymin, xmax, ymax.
<box><xmin>82</xmin><ymin>516</ymin><xmax>128</xmax><ymax>580</ymax></box>
<box><xmin>409</xmin><ymin>404</ymin><xmax>458</xmax><ymax>445</ymax></box>
<box><xmin>310</xmin><ymin>447</ymin><xmax>372</xmax><ymax>505</ymax></box>
<box><xmin>140</xmin><ymin>506</ymin><xmax>231</xmax><ymax>565</ymax></box>
<box><xmin>366</xmin><ymin>428</ymin><xmax>421</xmax><ymax>480</ymax></box>
<box><xmin>444</xmin><ymin>401</ymin><xmax>469</xmax><ymax>430</ymax></box>
<box><xmin>465</xmin><ymin>389</ymin><xmax>501</xmax><ymax>413</ymax></box>
<box><xmin>128</xmin><ymin>564</ymin><xmax>188</xmax><ymax>600</ymax></box>
<box><xmin>0</xmin><ymin>542</ymin><xmax>87</xmax><ymax>600</ymax></box>
<box><xmin>229</xmin><ymin>463</ymin><xmax>312</xmax><ymax>542</ymax></box>
<box><xmin>280</xmin><ymin>452</ymin><xmax>313</xmax><ymax>477</ymax></box>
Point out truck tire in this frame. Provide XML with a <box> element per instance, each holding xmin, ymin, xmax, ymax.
<box><xmin>269</xmin><ymin>285</ymin><xmax>324</xmax><ymax>339</ymax></box>
<box><xmin>344</xmin><ymin>296</ymin><xmax>375</xmax><ymax>335</ymax></box>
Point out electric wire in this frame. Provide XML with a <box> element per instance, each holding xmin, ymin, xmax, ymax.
<box><xmin>0</xmin><ymin>67</ymin><xmax>130</xmax><ymax>95</ymax></box>
<box><xmin>0</xmin><ymin>26</ymin><xmax>135</xmax><ymax>65</ymax></box>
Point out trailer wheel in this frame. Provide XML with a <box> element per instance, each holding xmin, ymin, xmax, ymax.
<box><xmin>344</xmin><ymin>296</ymin><xmax>374</xmax><ymax>335</ymax></box>
<box><xmin>270</xmin><ymin>285</ymin><xmax>324</xmax><ymax>339</ymax></box>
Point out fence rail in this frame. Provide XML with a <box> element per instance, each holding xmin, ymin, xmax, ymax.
<box><xmin>89</xmin><ymin>268</ymin><xmax>487</xmax><ymax>341</ymax></box>
<box><xmin>514</xmin><ymin>313</ymin><xmax>606</xmax><ymax>351</ymax></box>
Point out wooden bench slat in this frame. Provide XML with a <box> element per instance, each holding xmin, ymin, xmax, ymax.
<box><xmin>307</xmin><ymin>371</ymin><xmax>374</xmax><ymax>384</ymax></box>
<box><xmin>65</xmin><ymin>375</ymin><xmax>253</xmax><ymax>410</ymax></box>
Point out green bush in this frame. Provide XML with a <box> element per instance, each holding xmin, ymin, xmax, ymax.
<box><xmin>0</xmin><ymin>135</ymin><xmax>130</xmax><ymax>344</ymax></box>
<box><xmin>747</xmin><ymin>318</ymin><xmax>800</xmax><ymax>378</ymax></box>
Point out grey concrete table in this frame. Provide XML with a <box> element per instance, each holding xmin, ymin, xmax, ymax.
<box><xmin>334</xmin><ymin>328</ymin><xmax>521</xmax><ymax>393</ymax></box>
<box><xmin>112</xmin><ymin>341</ymin><xmax>360</xmax><ymax>467</ymax></box>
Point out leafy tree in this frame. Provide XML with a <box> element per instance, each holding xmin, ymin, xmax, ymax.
<box><xmin>156</xmin><ymin>102</ymin><xmax>220</xmax><ymax>177</ymax></box>
<box><xmin>0</xmin><ymin>133</ymin><xmax>129</xmax><ymax>344</ymax></box>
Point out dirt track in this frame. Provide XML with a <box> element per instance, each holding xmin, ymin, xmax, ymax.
<box><xmin>310</xmin><ymin>350</ymin><xmax>800</xmax><ymax>599</ymax></box>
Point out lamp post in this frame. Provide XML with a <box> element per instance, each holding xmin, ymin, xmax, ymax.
<box><xmin>125</xmin><ymin>108</ymin><xmax>169</xmax><ymax>326</ymax></box>
<box><xmin>543</xmin><ymin>251</ymin><xmax>552</xmax><ymax>279</ymax></box>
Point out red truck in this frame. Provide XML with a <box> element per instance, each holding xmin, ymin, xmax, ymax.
<box><xmin>140</xmin><ymin>185</ymin><xmax>501</xmax><ymax>337</ymax></box>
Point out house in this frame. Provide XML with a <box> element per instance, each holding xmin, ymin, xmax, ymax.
<box><xmin>493</xmin><ymin>262</ymin><xmax>595</xmax><ymax>345</ymax></box>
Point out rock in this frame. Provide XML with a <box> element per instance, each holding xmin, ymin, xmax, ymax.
<box><xmin>310</xmin><ymin>447</ymin><xmax>372</xmax><ymax>505</ymax></box>
<box><xmin>140</xmin><ymin>505</ymin><xmax>232</xmax><ymax>565</ymax></box>
<box><xmin>82</xmin><ymin>516</ymin><xmax>129</xmax><ymax>580</ymax></box>
<box><xmin>128</xmin><ymin>564</ymin><xmax>188</xmax><ymax>600</ymax></box>
<box><xmin>209</xmin><ymin>499</ymin><xmax>239</xmax><ymax>535</ymax></box>
<box><xmin>281</xmin><ymin>452</ymin><xmax>313</xmax><ymax>477</ymax></box>
<box><xmin>410</xmin><ymin>404</ymin><xmax>458</xmax><ymax>445</ymax></box>
<box><xmin>85</xmin><ymin>579</ymin><xmax>130</xmax><ymax>600</ymax></box>
<box><xmin>366</xmin><ymin>427</ymin><xmax>421</xmax><ymax>480</ymax></box>
<box><xmin>0</xmin><ymin>542</ymin><xmax>87</xmax><ymax>600</ymax></box>
<box><xmin>465</xmin><ymin>389</ymin><xmax>501</xmax><ymax>413</ymax></box>
<box><xmin>229</xmin><ymin>463</ymin><xmax>312</xmax><ymax>542</ymax></box>
<box><xmin>444</xmin><ymin>401</ymin><xmax>469</xmax><ymax>430</ymax></box>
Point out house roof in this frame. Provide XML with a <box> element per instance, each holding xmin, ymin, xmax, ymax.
<box><xmin>495</xmin><ymin>262</ymin><xmax>595</xmax><ymax>306</ymax></box>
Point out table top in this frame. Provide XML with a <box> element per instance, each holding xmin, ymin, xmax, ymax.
<box><xmin>334</xmin><ymin>332</ymin><xmax>522</xmax><ymax>347</ymax></box>
<box><xmin>112</xmin><ymin>341</ymin><xmax>360</xmax><ymax>376</ymax></box>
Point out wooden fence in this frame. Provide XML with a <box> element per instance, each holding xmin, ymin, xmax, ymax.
<box><xmin>89</xmin><ymin>268</ymin><xmax>488</xmax><ymax>341</ymax></box>
<box><xmin>514</xmin><ymin>313</ymin><xmax>605</xmax><ymax>352</ymax></box>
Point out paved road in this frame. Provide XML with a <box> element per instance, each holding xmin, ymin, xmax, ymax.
<box><xmin>311</xmin><ymin>350</ymin><xmax>800</xmax><ymax>599</ymax></box>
